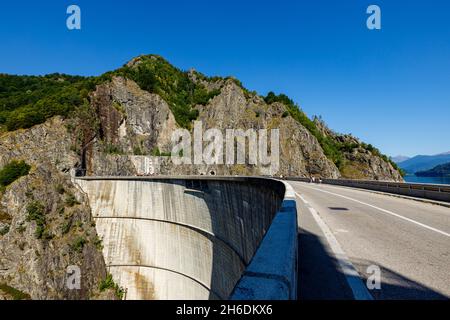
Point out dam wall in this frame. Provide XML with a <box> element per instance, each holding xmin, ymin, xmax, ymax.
<box><xmin>75</xmin><ymin>176</ymin><xmax>297</xmax><ymax>300</ymax></box>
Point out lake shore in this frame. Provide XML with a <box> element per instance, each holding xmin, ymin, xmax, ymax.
<box><xmin>403</xmin><ymin>175</ymin><xmax>450</xmax><ymax>185</ymax></box>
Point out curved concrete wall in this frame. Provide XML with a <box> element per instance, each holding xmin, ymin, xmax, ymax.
<box><xmin>75</xmin><ymin>176</ymin><xmax>296</xmax><ymax>300</ymax></box>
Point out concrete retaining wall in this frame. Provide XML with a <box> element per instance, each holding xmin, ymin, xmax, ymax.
<box><xmin>286</xmin><ymin>177</ymin><xmax>450</xmax><ymax>203</ymax></box>
<box><xmin>75</xmin><ymin>176</ymin><xmax>297</xmax><ymax>300</ymax></box>
<box><xmin>231</xmin><ymin>182</ymin><xmax>298</xmax><ymax>300</ymax></box>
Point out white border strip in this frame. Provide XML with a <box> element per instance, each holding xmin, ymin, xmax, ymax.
<box><xmin>295</xmin><ymin>192</ymin><xmax>373</xmax><ymax>300</ymax></box>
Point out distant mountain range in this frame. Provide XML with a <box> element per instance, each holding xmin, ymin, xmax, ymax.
<box><xmin>391</xmin><ymin>155</ymin><xmax>410</xmax><ymax>163</ymax></box>
<box><xmin>415</xmin><ymin>162</ymin><xmax>450</xmax><ymax>177</ymax></box>
<box><xmin>392</xmin><ymin>152</ymin><xmax>450</xmax><ymax>174</ymax></box>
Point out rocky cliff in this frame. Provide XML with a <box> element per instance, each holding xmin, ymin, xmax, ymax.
<box><xmin>82</xmin><ymin>74</ymin><xmax>340</xmax><ymax>178</ymax></box>
<box><xmin>313</xmin><ymin>117</ymin><xmax>404</xmax><ymax>181</ymax></box>
<box><xmin>0</xmin><ymin>54</ymin><xmax>401</xmax><ymax>182</ymax></box>
<box><xmin>0</xmin><ymin>119</ymin><xmax>117</xmax><ymax>300</ymax></box>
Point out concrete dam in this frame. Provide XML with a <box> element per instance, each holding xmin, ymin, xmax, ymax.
<box><xmin>75</xmin><ymin>176</ymin><xmax>298</xmax><ymax>300</ymax></box>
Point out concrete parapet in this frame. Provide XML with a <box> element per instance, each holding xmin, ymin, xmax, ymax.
<box><xmin>231</xmin><ymin>181</ymin><xmax>298</xmax><ymax>300</ymax></box>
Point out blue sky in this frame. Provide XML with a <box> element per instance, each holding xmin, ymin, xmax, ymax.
<box><xmin>0</xmin><ymin>1</ymin><xmax>449</xmax><ymax>157</ymax></box>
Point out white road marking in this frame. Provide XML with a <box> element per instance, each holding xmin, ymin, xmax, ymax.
<box><xmin>298</xmin><ymin>183</ymin><xmax>450</xmax><ymax>238</ymax></box>
<box><xmin>295</xmin><ymin>192</ymin><xmax>374</xmax><ymax>300</ymax></box>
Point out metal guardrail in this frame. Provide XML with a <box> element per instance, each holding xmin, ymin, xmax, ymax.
<box><xmin>285</xmin><ymin>177</ymin><xmax>450</xmax><ymax>203</ymax></box>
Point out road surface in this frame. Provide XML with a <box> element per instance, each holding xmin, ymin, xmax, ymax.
<box><xmin>290</xmin><ymin>181</ymin><xmax>450</xmax><ymax>300</ymax></box>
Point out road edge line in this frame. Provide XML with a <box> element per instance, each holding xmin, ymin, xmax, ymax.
<box><xmin>295</xmin><ymin>192</ymin><xmax>374</xmax><ymax>300</ymax></box>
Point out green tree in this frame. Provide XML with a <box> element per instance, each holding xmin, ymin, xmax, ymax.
<box><xmin>0</xmin><ymin>160</ymin><xmax>31</xmax><ymax>187</ymax></box>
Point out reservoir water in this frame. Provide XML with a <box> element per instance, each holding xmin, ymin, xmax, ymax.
<box><xmin>403</xmin><ymin>175</ymin><xmax>450</xmax><ymax>185</ymax></box>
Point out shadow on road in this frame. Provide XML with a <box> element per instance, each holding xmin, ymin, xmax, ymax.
<box><xmin>297</xmin><ymin>228</ymin><xmax>354</xmax><ymax>300</ymax></box>
<box><xmin>328</xmin><ymin>207</ymin><xmax>349</xmax><ymax>211</ymax></box>
<box><xmin>351</xmin><ymin>259</ymin><xmax>448</xmax><ymax>300</ymax></box>
<box><xmin>297</xmin><ymin>228</ymin><xmax>448</xmax><ymax>300</ymax></box>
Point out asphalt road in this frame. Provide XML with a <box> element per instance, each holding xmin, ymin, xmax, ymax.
<box><xmin>290</xmin><ymin>181</ymin><xmax>450</xmax><ymax>300</ymax></box>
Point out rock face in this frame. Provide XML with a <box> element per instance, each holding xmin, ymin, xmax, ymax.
<box><xmin>0</xmin><ymin>117</ymin><xmax>78</xmax><ymax>173</ymax></box>
<box><xmin>77</xmin><ymin>71</ymin><xmax>398</xmax><ymax>181</ymax></box>
<box><xmin>195</xmin><ymin>80</ymin><xmax>340</xmax><ymax>178</ymax></box>
<box><xmin>0</xmin><ymin>118</ymin><xmax>115</xmax><ymax>299</ymax></box>
<box><xmin>84</xmin><ymin>76</ymin><xmax>178</xmax><ymax>176</ymax></box>
<box><xmin>314</xmin><ymin>118</ymin><xmax>403</xmax><ymax>181</ymax></box>
<box><xmin>80</xmin><ymin>76</ymin><xmax>340</xmax><ymax>178</ymax></box>
<box><xmin>94</xmin><ymin>76</ymin><xmax>177</xmax><ymax>153</ymax></box>
<box><xmin>41</xmin><ymin>56</ymin><xmax>399</xmax><ymax>181</ymax></box>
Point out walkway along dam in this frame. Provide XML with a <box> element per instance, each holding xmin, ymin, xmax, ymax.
<box><xmin>74</xmin><ymin>176</ymin><xmax>298</xmax><ymax>300</ymax></box>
